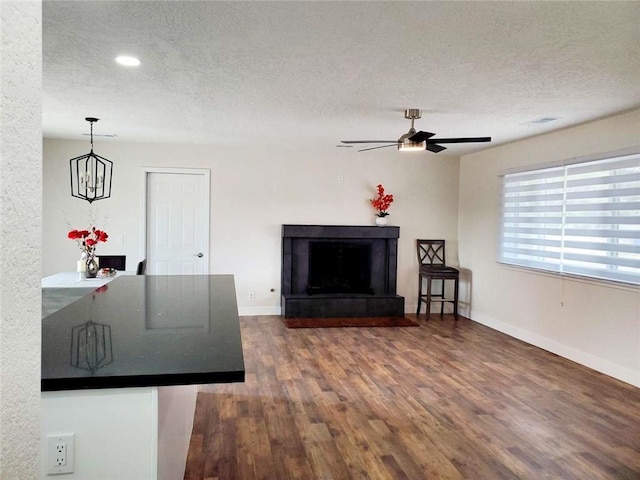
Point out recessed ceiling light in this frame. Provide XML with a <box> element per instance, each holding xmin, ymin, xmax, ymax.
<box><xmin>115</xmin><ymin>56</ymin><xmax>141</xmax><ymax>67</ymax></box>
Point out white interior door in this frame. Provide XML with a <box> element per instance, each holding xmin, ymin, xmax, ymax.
<box><xmin>144</xmin><ymin>169</ymin><xmax>210</xmax><ymax>274</ymax></box>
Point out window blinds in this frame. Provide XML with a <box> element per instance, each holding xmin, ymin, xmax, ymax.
<box><xmin>500</xmin><ymin>152</ymin><xmax>640</xmax><ymax>285</ymax></box>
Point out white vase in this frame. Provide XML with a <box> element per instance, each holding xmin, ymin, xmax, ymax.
<box><xmin>375</xmin><ymin>216</ymin><xmax>388</xmax><ymax>227</ymax></box>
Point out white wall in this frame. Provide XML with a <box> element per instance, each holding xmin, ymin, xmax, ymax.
<box><xmin>43</xmin><ymin>140</ymin><xmax>461</xmax><ymax>313</ymax></box>
<box><xmin>0</xmin><ymin>1</ymin><xmax>42</xmax><ymax>478</ymax></box>
<box><xmin>458</xmin><ymin>109</ymin><xmax>640</xmax><ymax>387</ymax></box>
<box><xmin>41</xmin><ymin>388</ymin><xmax>158</xmax><ymax>479</ymax></box>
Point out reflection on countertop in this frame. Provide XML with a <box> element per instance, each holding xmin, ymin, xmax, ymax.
<box><xmin>42</xmin><ymin>274</ymin><xmax>245</xmax><ymax>391</ymax></box>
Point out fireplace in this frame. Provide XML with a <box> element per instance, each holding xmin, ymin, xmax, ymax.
<box><xmin>281</xmin><ymin>225</ymin><xmax>404</xmax><ymax>318</ymax></box>
<box><xmin>308</xmin><ymin>241</ymin><xmax>373</xmax><ymax>295</ymax></box>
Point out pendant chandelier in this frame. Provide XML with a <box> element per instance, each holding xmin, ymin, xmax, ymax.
<box><xmin>69</xmin><ymin>117</ymin><xmax>113</xmax><ymax>203</ymax></box>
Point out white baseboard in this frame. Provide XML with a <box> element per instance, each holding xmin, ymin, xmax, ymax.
<box><xmin>238</xmin><ymin>306</ymin><xmax>281</xmax><ymax>317</ymax></box>
<box><xmin>471</xmin><ymin>312</ymin><xmax>640</xmax><ymax>388</ymax></box>
<box><xmin>405</xmin><ymin>304</ymin><xmax>470</xmax><ymax>317</ymax></box>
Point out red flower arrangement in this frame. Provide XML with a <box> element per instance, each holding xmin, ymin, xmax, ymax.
<box><xmin>370</xmin><ymin>184</ymin><xmax>394</xmax><ymax>217</ymax></box>
<box><xmin>68</xmin><ymin>227</ymin><xmax>108</xmax><ymax>255</ymax></box>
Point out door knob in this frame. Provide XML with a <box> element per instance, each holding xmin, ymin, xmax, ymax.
<box><xmin>196</xmin><ymin>252</ymin><xmax>204</xmax><ymax>258</ymax></box>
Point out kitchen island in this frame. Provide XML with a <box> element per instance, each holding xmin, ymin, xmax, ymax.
<box><xmin>41</xmin><ymin>274</ymin><xmax>245</xmax><ymax>479</ymax></box>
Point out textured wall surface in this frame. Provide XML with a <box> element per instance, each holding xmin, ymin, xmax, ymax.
<box><xmin>0</xmin><ymin>1</ymin><xmax>42</xmax><ymax>477</ymax></box>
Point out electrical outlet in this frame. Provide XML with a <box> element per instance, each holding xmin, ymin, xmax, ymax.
<box><xmin>248</xmin><ymin>291</ymin><xmax>255</xmax><ymax>301</ymax></box>
<box><xmin>54</xmin><ymin>442</ymin><xmax>66</xmax><ymax>466</ymax></box>
<box><xmin>47</xmin><ymin>433</ymin><xmax>74</xmax><ymax>475</ymax></box>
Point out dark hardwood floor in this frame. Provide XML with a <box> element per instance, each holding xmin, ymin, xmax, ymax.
<box><xmin>185</xmin><ymin>315</ymin><xmax>640</xmax><ymax>479</ymax></box>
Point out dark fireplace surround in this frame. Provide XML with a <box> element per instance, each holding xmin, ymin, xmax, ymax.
<box><xmin>281</xmin><ymin>225</ymin><xmax>405</xmax><ymax>318</ymax></box>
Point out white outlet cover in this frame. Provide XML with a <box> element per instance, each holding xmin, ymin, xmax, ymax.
<box><xmin>47</xmin><ymin>433</ymin><xmax>75</xmax><ymax>475</ymax></box>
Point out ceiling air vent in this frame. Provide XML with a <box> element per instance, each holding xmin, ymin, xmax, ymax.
<box><xmin>521</xmin><ymin>116</ymin><xmax>561</xmax><ymax>126</ymax></box>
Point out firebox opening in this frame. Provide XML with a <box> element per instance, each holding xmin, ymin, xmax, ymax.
<box><xmin>307</xmin><ymin>241</ymin><xmax>373</xmax><ymax>295</ymax></box>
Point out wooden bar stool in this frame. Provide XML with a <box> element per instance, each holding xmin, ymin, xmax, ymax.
<box><xmin>416</xmin><ymin>239</ymin><xmax>459</xmax><ymax>320</ymax></box>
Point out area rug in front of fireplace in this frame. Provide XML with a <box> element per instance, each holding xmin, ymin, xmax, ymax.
<box><xmin>283</xmin><ymin>316</ymin><xmax>419</xmax><ymax>328</ymax></box>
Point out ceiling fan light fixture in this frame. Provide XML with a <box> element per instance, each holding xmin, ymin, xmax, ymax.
<box><xmin>397</xmin><ymin>110</ymin><xmax>425</xmax><ymax>151</ymax></box>
<box><xmin>340</xmin><ymin>108</ymin><xmax>491</xmax><ymax>154</ymax></box>
<box><xmin>398</xmin><ymin>140</ymin><xmax>426</xmax><ymax>152</ymax></box>
<box><xmin>397</xmin><ymin>131</ymin><xmax>425</xmax><ymax>152</ymax></box>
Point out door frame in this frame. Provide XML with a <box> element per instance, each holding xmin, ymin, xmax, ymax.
<box><xmin>140</xmin><ymin>167</ymin><xmax>211</xmax><ymax>273</ymax></box>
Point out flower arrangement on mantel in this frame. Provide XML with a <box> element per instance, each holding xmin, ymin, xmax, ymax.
<box><xmin>370</xmin><ymin>184</ymin><xmax>394</xmax><ymax>217</ymax></box>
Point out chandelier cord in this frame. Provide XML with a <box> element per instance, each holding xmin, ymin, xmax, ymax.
<box><xmin>90</xmin><ymin>120</ymin><xmax>94</xmax><ymax>151</ymax></box>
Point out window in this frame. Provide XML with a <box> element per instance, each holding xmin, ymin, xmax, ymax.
<box><xmin>500</xmin><ymin>150</ymin><xmax>640</xmax><ymax>286</ymax></box>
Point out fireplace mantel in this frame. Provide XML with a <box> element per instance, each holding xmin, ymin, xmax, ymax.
<box><xmin>281</xmin><ymin>224</ymin><xmax>404</xmax><ymax>319</ymax></box>
<box><xmin>282</xmin><ymin>224</ymin><xmax>400</xmax><ymax>240</ymax></box>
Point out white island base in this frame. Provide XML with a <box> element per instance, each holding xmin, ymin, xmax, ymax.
<box><xmin>41</xmin><ymin>385</ymin><xmax>197</xmax><ymax>480</ymax></box>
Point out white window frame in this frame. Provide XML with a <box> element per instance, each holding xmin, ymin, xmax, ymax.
<box><xmin>499</xmin><ymin>147</ymin><xmax>640</xmax><ymax>286</ymax></box>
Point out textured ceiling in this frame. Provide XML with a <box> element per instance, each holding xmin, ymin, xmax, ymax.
<box><xmin>43</xmin><ymin>1</ymin><xmax>640</xmax><ymax>155</ymax></box>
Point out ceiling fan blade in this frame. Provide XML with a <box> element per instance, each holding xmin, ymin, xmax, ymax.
<box><xmin>408</xmin><ymin>131</ymin><xmax>436</xmax><ymax>142</ymax></box>
<box><xmin>357</xmin><ymin>144</ymin><xmax>398</xmax><ymax>152</ymax></box>
<box><xmin>426</xmin><ymin>143</ymin><xmax>447</xmax><ymax>153</ymax></box>
<box><xmin>427</xmin><ymin>137</ymin><xmax>492</xmax><ymax>144</ymax></box>
<box><xmin>341</xmin><ymin>140</ymin><xmax>400</xmax><ymax>144</ymax></box>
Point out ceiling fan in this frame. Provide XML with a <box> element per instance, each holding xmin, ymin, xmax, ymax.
<box><xmin>340</xmin><ymin>109</ymin><xmax>491</xmax><ymax>153</ymax></box>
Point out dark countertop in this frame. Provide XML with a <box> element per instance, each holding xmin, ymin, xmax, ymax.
<box><xmin>42</xmin><ymin>287</ymin><xmax>95</xmax><ymax>318</ymax></box>
<box><xmin>42</xmin><ymin>275</ymin><xmax>245</xmax><ymax>392</ymax></box>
